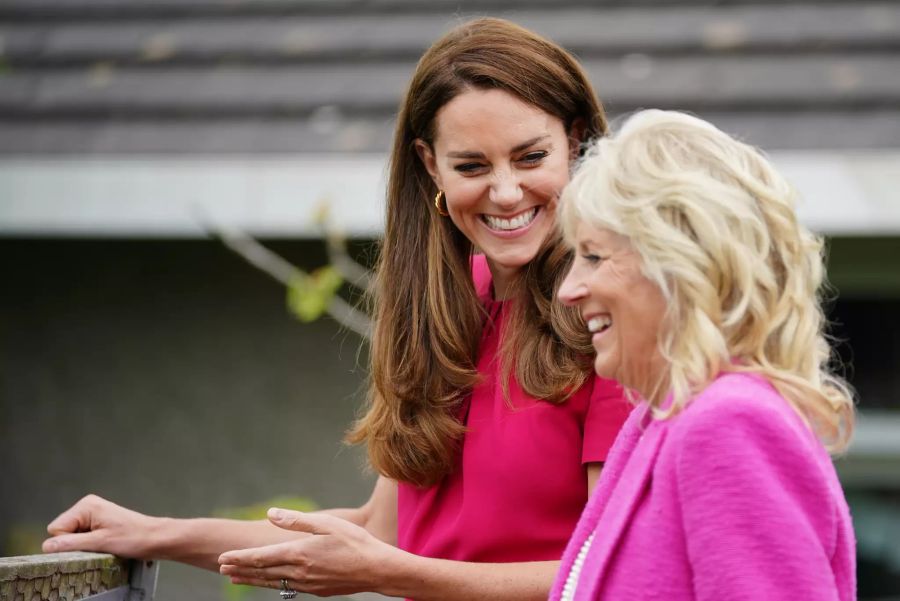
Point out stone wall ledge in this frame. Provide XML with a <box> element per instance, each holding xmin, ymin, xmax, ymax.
<box><xmin>0</xmin><ymin>552</ymin><xmax>139</xmax><ymax>601</ymax></box>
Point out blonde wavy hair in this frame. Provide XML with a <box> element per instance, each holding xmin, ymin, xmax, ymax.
<box><xmin>560</xmin><ymin>109</ymin><xmax>854</xmax><ymax>453</ymax></box>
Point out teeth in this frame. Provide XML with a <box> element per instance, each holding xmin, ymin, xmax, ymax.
<box><xmin>587</xmin><ymin>316</ymin><xmax>612</xmax><ymax>333</ymax></box>
<box><xmin>483</xmin><ymin>208</ymin><xmax>538</xmax><ymax>231</ymax></box>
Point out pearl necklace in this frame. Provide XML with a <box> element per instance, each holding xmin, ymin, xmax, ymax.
<box><xmin>560</xmin><ymin>532</ymin><xmax>595</xmax><ymax>601</ymax></box>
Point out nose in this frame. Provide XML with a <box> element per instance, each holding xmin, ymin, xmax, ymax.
<box><xmin>558</xmin><ymin>264</ymin><xmax>587</xmax><ymax>306</ymax></box>
<box><xmin>489</xmin><ymin>169</ymin><xmax>522</xmax><ymax>208</ymax></box>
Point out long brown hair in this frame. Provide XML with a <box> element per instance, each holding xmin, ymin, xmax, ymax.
<box><xmin>346</xmin><ymin>17</ymin><xmax>608</xmax><ymax>486</ymax></box>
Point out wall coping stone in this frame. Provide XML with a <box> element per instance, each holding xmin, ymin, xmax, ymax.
<box><xmin>0</xmin><ymin>552</ymin><xmax>127</xmax><ymax>582</ymax></box>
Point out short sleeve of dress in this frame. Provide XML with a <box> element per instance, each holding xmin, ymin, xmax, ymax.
<box><xmin>582</xmin><ymin>376</ymin><xmax>633</xmax><ymax>464</ymax></box>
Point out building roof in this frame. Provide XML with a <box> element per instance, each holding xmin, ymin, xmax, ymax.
<box><xmin>0</xmin><ymin>1</ymin><xmax>898</xmax><ymax>236</ymax></box>
<box><xmin>2</xmin><ymin>0</ymin><xmax>899</xmax><ymax>154</ymax></box>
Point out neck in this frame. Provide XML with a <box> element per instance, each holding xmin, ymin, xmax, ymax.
<box><xmin>486</xmin><ymin>260</ymin><xmax>519</xmax><ymax>301</ymax></box>
<box><xmin>623</xmin><ymin>359</ymin><xmax>669</xmax><ymax>407</ymax></box>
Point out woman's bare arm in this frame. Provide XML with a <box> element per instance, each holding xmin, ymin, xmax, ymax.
<box><xmin>41</xmin><ymin>478</ymin><xmax>389</xmax><ymax>572</ymax></box>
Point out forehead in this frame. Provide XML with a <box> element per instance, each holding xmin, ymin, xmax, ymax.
<box><xmin>432</xmin><ymin>88</ymin><xmax>564</xmax><ymax>148</ymax></box>
<box><xmin>574</xmin><ymin>221</ymin><xmax>629</xmax><ymax>249</ymax></box>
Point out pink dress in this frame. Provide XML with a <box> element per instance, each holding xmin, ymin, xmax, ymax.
<box><xmin>550</xmin><ymin>372</ymin><xmax>856</xmax><ymax>601</ymax></box>
<box><xmin>397</xmin><ymin>255</ymin><xmax>632</xmax><ymax>567</ymax></box>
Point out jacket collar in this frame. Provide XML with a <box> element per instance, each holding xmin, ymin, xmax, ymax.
<box><xmin>572</xmin><ymin>406</ymin><xmax>669</xmax><ymax>600</ymax></box>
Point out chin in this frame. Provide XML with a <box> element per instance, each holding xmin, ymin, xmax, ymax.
<box><xmin>482</xmin><ymin>230</ymin><xmax>551</xmax><ymax>264</ymax></box>
<box><xmin>483</xmin><ymin>251</ymin><xmax>535</xmax><ymax>272</ymax></box>
<box><xmin>592</xmin><ymin>357</ymin><xmax>617</xmax><ymax>380</ymax></box>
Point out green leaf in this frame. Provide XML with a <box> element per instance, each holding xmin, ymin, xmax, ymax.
<box><xmin>286</xmin><ymin>266</ymin><xmax>344</xmax><ymax>322</ymax></box>
<box><xmin>212</xmin><ymin>495</ymin><xmax>319</xmax><ymax>521</ymax></box>
<box><xmin>224</xmin><ymin>583</ymin><xmax>252</xmax><ymax>601</ymax></box>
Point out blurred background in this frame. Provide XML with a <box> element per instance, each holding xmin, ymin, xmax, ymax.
<box><xmin>1</xmin><ymin>1</ymin><xmax>898</xmax><ymax>599</ymax></box>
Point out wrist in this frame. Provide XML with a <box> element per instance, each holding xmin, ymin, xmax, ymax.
<box><xmin>145</xmin><ymin>516</ymin><xmax>178</xmax><ymax>560</ymax></box>
<box><xmin>375</xmin><ymin>546</ymin><xmax>425</xmax><ymax>599</ymax></box>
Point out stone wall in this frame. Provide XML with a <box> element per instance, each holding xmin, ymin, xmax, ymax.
<box><xmin>0</xmin><ymin>553</ymin><xmax>132</xmax><ymax>601</ymax></box>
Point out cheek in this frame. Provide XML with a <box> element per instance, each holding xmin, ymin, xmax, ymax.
<box><xmin>630</xmin><ymin>286</ymin><xmax>666</xmax><ymax>351</ymax></box>
<box><xmin>525</xmin><ymin>162</ymin><xmax>570</xmax><ymax>199</ymax></box>
<box><xmin>444</xmin><ymin>178</ymin><xmax>486</xmax><ymax>211</ymax></box>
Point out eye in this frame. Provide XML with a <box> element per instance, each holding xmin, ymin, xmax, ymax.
<box><xmin>518</xmin><ymin>150</ymin><xmax>548</xmax><ymax>165</ymax></box>
<box><xmin>582</xmin><ymin>253</ymin><xmax>604</xmax><ymax>265</ymax></box>
<box><xmin>454</xmin><ymin>162</ymin><xmax>486</xmax><ymax>174</ymax></box>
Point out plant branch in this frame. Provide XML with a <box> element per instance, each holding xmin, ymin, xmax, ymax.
<box><xmin>195</xmin><ymin>209</ymin><xmax>372</xmax><ymax>338</ymax></box>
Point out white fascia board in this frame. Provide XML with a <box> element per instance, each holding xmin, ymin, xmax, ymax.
<box><xmin>777</xmin><ymin>151</ymin><xmax>900</xmax><ymax>235</ymax></box>
<box><xmin>836</xmin><ymin>410</ymin><xmax>900</xmax><ymax>490</ymax></box>
<box><xmin>850</xmin><ymin>411</ymin><xmax>900</xmax><ymax>458</ymax></box>
<box><xmin>0</xmin><ymin>150</ymin><xmax>898</xmax><ymax>237</ymax></box>
<box><xmin>0</xmin><ymin>155</ymin><xmax>388</xmax><ymax>238</ymax></box>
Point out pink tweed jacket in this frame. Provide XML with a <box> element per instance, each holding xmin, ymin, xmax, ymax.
<box><xmin>550</xmin><ymin>372</ymin><xmax>855</xmax><ymax>601</ymax></box>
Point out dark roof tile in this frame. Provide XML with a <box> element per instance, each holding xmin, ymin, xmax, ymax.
<box><xmin>0</xmin><ymin>1</ymin><xmax>897</xmax><ymax>153</ymax></box>
<box><xmin>4</xmin><ymin>6</ymin><xmax>898</xmax><ymax>66</ymax></box>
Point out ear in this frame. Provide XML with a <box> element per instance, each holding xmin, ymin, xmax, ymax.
<box><xmin>414</xmin><ymin>139</ymin><xmax>443</xmax><ymax>189</ymax></box>
<box><xmin>567</xmin><ymin>118</ymin><xmax>587</xmax><ymax>161</ymax></box>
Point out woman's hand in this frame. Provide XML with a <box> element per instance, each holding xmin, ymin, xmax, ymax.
<box><xmin>42</xmin><ymin>494</ymin><xmax>161</xmax><ymax>559</ymax></box>
<box><xmin>218</xmin><ymin>508</ymin><xmax>402</xmax><ymax>597</ymax></box>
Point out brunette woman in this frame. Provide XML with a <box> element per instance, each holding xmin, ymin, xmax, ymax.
<box><xmin>43</xmin><ymin>18</ymin><xmax>631</xmax><ymax>601</ymax></box>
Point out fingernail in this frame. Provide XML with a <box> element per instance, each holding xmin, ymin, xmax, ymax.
<box><xmin>44</xmin><ymin>541</ymin><xmax>58</xmax><ymax>552</ymax></box>
<box><xmin>268</xmin><ymin>508</ymin><xmax>284</xmax><ymax>520</ymax></box>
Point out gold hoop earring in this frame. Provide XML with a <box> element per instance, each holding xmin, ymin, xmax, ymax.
<box><xmin>434</xmin><ymin>190</ymin><xmax>449</xmax><ymax>217</ymax></box>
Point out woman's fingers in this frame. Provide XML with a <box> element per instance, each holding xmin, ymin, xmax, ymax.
<box><xmin>220</xmin><ymin>511</ymin><xmax>353</xmax><ymax>567</ymax></box>
<box><xmin>219</xmin><ymin>514</ymin><xmax>382</xmax><ymax>597</ymax></box>
<box><xmin>219</xmin><ymin>540</ymin><xmax>300</xmax><ymax>568</ymax></box>
<box><xmin>47</xmin><ymin>495</ymin><xmax>104</xmax><ymax>535</ymax></box>
<box><xmin>43</xmin><ymin>495</ymin><xmax>157</xmax><ymax>559</ymax></box>
<box><xmin>266</xmin><ymin>508</ymin><xmax>341</xmax><ymax>535</ymax></box>
<box><xmin>42</xmin><ymin>530</ymin><xmax>104</xmax><ymax>553</ymax></box>
<box><xmin>46</xmin><ymin>512</ymin><xmax>88</xmax><ymax>537</ymax></box>
<box><xmin>44</xmin><ymin>495</ymin><xmax>113</xmax><ymax>552</ymax></box>
<box><xmin>227</xmin><ymin>575</ymin><xmax>303</xmax><ymax>592</ymax></box>
<box><xmin>220</xmin><ymin>563</ymin><xmax>300</xmax><ymax>583</ymax></box>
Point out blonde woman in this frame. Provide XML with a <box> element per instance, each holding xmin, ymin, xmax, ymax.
<box><xmin>552</xmin><ymin>110</ymin><xmax>855</xmax><ymax>601</ymax></box>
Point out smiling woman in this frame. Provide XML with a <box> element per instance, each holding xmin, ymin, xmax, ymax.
<box><xmin>414</xmin><ymin>88</ymin><xmax>575</xmax><ymax>295</ymax></box>
<box><xmin>553</xmin><ymin>110</ymin><xmax>855</xmax><ymax>601</ymax></box>
<box><xmin>559</xmin><ymin>226</ymin><xmax>668</xmax><ymax>396</ymax></box>
<box><xmin>42</xmin><ymin>17</ymin><xmax>632</xmax><ymax>601</ymax></box>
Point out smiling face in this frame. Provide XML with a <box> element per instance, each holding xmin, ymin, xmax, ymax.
<box><xmin>415</xmin><ymin>88</ymin><xmax>577</xmax><ymax>297</ymax></box>
<box><xmin>558</xmin><ymin>222</ymin><xmax>668</xmax><ymax>399</ymax></box>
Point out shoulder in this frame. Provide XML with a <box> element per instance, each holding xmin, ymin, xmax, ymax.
<box><xmin>667</xmin><ymin>372</ymin><xmax>824</xmax><ymax>466</ymax></box>
<box><xmin>675</xmin><ymin>372</ymin><xmax>801</xmax><ymax>433</ymax></box>
<box><xmin>662</xmin><ymin>372</ymin><xmax>846</xmax><ymax>562</ymax></box>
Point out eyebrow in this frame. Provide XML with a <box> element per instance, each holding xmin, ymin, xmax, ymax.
<box><xmin>446</xmin><ymin>135</ymin><xmax>551</xmax><ymax>159</ymax></box>
<box><xmin>579</xmin><ymin>241</ymin><xmax>602</xmax><ymax>254</ymax></box>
